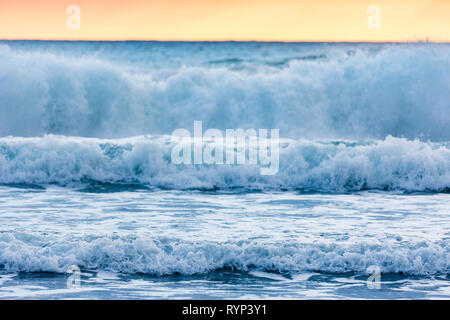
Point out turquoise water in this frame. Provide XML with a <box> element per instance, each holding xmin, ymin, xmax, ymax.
<box><xmin>0</xmin><ymin>41</ymin><xmax>448</xmax><ymax>299</ymax></box>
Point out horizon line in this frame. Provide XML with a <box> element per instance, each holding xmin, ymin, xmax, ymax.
<box><xmin>1</xmin><ymin>38</ymin><xmax>449</xmax><ymax>44</ymax></box>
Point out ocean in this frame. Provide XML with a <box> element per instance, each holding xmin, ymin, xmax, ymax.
<box><xmin>0</xmin><ymin>41</ymin><xmax>448</xmax><ymax>299</ymax></box>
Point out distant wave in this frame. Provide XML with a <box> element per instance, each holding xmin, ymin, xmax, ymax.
<box><xmin>0</xmin><ymin>44</ymin><xmax>449</xmax><ymax>140</ymax></box>
<box><xmin>0</xmin><ymin>135</ymin><xmax>448</xmax><ymax>192</ymax></box>
<box><xmin>0</xmin><ymin>233</ymin><xmax>447</xmax><ymax>275</ymax></box>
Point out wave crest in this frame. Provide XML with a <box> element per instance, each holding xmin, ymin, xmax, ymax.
<box><xmin>0</xmin><ymin>135</ymin><xmax>448</xmax><ymax>192</ymax></box>
<box><xmin>0</xmin><ymin>233</ymin><xmax>447</xmax><ymax>275</ymax></box>
<box><xmin>0</xmin><ymin>44</ymin><xmax>449</xmax><ymax>140</ymax></box>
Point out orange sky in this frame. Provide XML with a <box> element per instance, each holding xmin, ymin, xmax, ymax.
<box><xmin>0</xmin><ymin>0</ymin><xmax>449</xmax><ymax>41</ymax></box>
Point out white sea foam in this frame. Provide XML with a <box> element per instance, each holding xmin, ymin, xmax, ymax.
<box><xmin>0</xmin><ymin>233</ymin><xmax>447</xmax><ymax>275</ymax></box>
<box><xmin>0</xmin><ymin>135</ymin><xmax>448</xmax><ymax>192</ymax></box>
<box><xmin>0</xmin><ymin>44</ymin><xmax>449</xmax><ymax>140</ymax></box>
<box><xmin>0</xmin><ymin>42</ymin><xmax>448</xmax><ymax>298</ymax></box>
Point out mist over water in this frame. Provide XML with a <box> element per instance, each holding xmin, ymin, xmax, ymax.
<box><xmin>0</xmin><ymin>41</ymin><xmax>449</xmax><ymax>140</ymax></box>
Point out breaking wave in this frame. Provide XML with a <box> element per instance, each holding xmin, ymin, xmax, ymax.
<box><xmin>0</xmin><ymin>43</ymin><xmax>449</xmax><ymax>140</ymax></box>
<box><xmin>0</xmin><ymin>135</ymin><xmax>448</xmax><ymax>192</ymax></box>
<box><xmin>0</xmin><ymin>233</ymin><xmax>447</xmax><ymax>276</ymax></box>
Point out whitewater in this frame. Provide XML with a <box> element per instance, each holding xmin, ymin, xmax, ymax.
<box><xmin>0</xmin><ymin>41</ymin><xmax>448</xmax><ymax>299</ymax></box>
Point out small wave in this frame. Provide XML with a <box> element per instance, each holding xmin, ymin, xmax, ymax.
<box><xmin>0</xmin><ymin>233</ymin><xmax>447</xmax><ymax>275</ymax></box>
